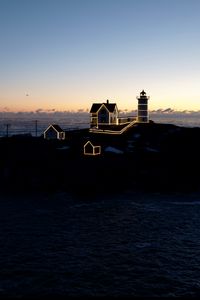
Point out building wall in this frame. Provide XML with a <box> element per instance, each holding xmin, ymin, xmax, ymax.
<box><xmin>98</xmin><ymin>107</ymin><xmax>109</xmax><ymax>124</ymax></box>
<box><xmin>90</xmin><ymin>113</ymin><xmax>98</xmax><ymax>127</ymax></box>
<box><xmin>58</xmin><ymin>132</ymin><xmax>65</xmax><ymax>140</ymax></box>
<box><xmin>84</xmin><ymin>143</ymin><xmax>94</xmax><ymax>155</ymax></box>
<box><xmin>44</xmin><ymin>127</ymin><xmax>58</xmax><ymax>139</ymax></box>
<box><xmin>94</xmin><ymin>146</ymin><xmax>101</xmax><ymax>155</ymax></box>
<box><xmin>110</xmin><ymin>107</ymin><xmax>118</xmax><ymax>124</ymax></box>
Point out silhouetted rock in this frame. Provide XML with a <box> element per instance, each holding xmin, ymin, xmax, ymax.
<box><xmin>0</xmin><ymin>123</ymin><xmax>200</xmax><ymax>194</ymax></box>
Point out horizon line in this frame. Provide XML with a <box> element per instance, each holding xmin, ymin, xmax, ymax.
<box><xmin>0</xmin><ymin>108</ymin><xmax>200</xmax><ymax>114</ymax></box>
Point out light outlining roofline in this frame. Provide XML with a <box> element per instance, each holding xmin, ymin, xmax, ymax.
<box><xmin>43</xmin><ymin>124</ymin><xmax>62</xmax><ymax>134</ymax></box>
<box><xmin>96</xmin><ymin>103</ymin><xmax>110</xmax><ymax>114</ymax></box>
<box><xmin>89</xmin><ymin>119</ymin><xmax>138</xmax><ymax>135</ymax></box>
<box><xmin>43</xmin><ymin>124</ymin><xmax>65</xmax><ymax>140</ymax></box>
<box><xmin>84</xmin><ymin>141</ymin><xmax>101</xmax><ymax>155</ymax></box>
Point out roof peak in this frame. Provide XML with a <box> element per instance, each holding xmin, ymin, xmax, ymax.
<box><xmin>90</xmin><ymin>102</ymin><xmax>117</xmax><ymax>113</ymax></box>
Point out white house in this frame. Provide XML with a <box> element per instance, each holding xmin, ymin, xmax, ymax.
<box><xmin>84</xmin><ymin>141</ymin><xmax>101</xmax><ymax>155</ymax></box>
<box><xmin>44</xmin><ymin>124</ymin><xmax>65</xmax><ymax>140</ymax></box>
<box><xmin>90</xmin><ymin>100</ymin><xmax>119</xmax><ymax>128</ymax></box>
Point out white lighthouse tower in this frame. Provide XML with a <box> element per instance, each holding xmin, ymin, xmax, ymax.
<box><xmin>136</xmin><ymin>90</ymin><xmax>150</xmax><ymax>123</ymax></box>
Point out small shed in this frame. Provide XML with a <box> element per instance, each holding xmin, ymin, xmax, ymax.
<box><xmin>84</xmin><ymin>141</ymin><xmax>101</xmax><ymax>156</ymax></box>
<box><xmin>44</xmin><ymin>124</ymin><xmax>65</xmax><ymax>140</ymax></box>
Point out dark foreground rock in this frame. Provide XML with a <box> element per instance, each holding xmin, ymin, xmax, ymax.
<box><xmin>0</xmin><ymin>123</ymin><xmax>200</xmax><ymax>195</ymax></box>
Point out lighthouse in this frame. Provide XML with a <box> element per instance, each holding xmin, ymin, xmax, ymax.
<box><xmin>136</xmin><ymin>90</ymin><xmax>150</xmax><ymax>123</ymax></box>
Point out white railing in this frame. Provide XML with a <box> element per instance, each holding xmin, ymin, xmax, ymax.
<box><xmin>90</xmin><ymin>119</ymin><xmax>137</xmax><ymax>135</ymax></box>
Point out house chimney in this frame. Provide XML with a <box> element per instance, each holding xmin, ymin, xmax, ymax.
<box><xmin>106</xmin><ymin>99</ymin><xmax>109</xmax><ymax>104</ymax></box>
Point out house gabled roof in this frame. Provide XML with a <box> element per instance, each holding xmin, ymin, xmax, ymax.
<box><xmin>84</xmin><ymin>141</ymin><xmax>101</xmax><ymax>155</ymax></box>
<box><xmin>90</xmin><ymin>103</ymin><xmax>102</xmax><ymax>113</ymax></box>
<box><xmin>44</xmin><ymin>124</ymin><xmax>64</xmax><ymax>133</ymax></box>
<box><xmin>90</xmin><ymin>102</ymin><xmax>117</xmax><ymax>113</ymax></box>
<box><xmin>51</xmin><ymin>124</ymin><xmax>64</xmax><ymax>132</ymax></box>
<box><xmin>84</xmin><ymin>140</ymin><xmax>100</xmax><ymax>148</ymax></box>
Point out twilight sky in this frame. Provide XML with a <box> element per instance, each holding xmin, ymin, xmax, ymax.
<box><xmin>0</xmin><ymin>0</ymin><xmax>200</xmax><ymax>112</ymax></box>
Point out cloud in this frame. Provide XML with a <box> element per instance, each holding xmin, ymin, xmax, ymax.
<box><xmin>162</xmin><ymin>108</ymin><xmax>174</xmax><ymax>113</ymax></box>
<box><xmin>1</xmin><ymin>108</ymin><xmax>200</xmax><ymax>119</ymax></box>
<box><xmin>46</xmin><ymin>109</ymin><xmax>56</xmax><ymax>112</ymax></box>
<box><xmin>35</xmin><ymin>108</ymin><xmax>44</xmax><ymax>113</ymax></box>
<box><xmin>3</xmin><ymin>107</ymin><xmax>9</xmax><ymax>112</ymax></box>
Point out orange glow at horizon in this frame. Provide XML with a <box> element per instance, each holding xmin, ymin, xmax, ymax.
<box><xmin>1</xmin><ymin>1</ymin><xmax>200</xmax><ymax>115</ymax></box>
<box><xmin>1</xmin><ymin>87</ymin><xmax>200</xmax><ymax>112</ymax></box>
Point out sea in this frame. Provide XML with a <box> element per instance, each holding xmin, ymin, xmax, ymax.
<box><xmin>0</xmin><ymin>111</ymin><xmax>200</xmax><ymax>137</ymax></box>
<box><xmin>0</xmin><ymin>112</ymin><xmax>90</xmax><ymax>137</ymax></box>
<box><xmin>0</xmin><ymin>191</ymin><xmax>200</xmax><ymax>298</ymax></box>
<box><xmin>1</xmin><ymin>112</ymin><xmax>200</xmax><ymax>297</ymax></box>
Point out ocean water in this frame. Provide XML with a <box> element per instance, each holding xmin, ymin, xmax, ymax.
<box><xmin>0</xmin><ymin>112</ymin><xmax>200</xmax><ymax>137</ymax></box>
<box><xmin>0</xmin><ymin>191</ymin><xmax>200</xmax><ymax>297</ymax></box>
<box><xmin>0</xmin><ymin>113</ymin><xmax>90</xmax><ymax>137</ymax></box>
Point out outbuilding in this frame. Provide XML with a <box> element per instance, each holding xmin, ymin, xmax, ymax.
<box><xmin>44</xmin><ymin>124</ymin><xmax>65</xmax><ymax>140</ymax></box>
<box><xmin>84</xmin><ymin>141</ymin><xmax>101</xmax><ymax>155</ymax></box>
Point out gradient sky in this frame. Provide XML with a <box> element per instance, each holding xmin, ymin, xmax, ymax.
<box><xmin>0</xmin><ymin>0</ymin><xmax>200</xmax><ymax>112</ymax></box>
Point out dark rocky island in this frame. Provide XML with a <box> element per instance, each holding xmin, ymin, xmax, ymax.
<box><xmin>0</xmin><ymin>122</ymin><xmax>200</xmax><ymax>195</ymax></box>
<box><xmin>1</xmin><ymin>122</ymin><xmax>200</xmax><ymax>299</ymax></box>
